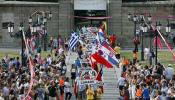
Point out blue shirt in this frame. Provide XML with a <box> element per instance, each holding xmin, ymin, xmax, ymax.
<box><xmin>143</xmin><ymin>88</ymin><xmax>150</xmax><ymax>98</ymax></box>
<box><xmin>75</xmin><ymin>59</ymin><xmax>81</xmax><ymax>68</ymax></box>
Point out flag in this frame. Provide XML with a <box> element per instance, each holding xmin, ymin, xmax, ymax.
<box><xmin>101</xmin><ymin>41</ymin><xmax>115</xmax><ymax>54</ymax></box>
<box><xmin>91</xmin><ymin>52</ymin><xmax>113</xmax><ymax>68</ymax></box>
<box><xmin>89</xmin><ymin>56</ymin><xmax>97</xmax><ymax>69</ymax></box>
<box><xmin>153</xmin><ymin>37</ymin><xmax>163</xmax><ymax>49</ymax></box>
<box><xmin>99</xmin><ymin>44</ymin><xmax>119</xmax><ymax>66</ymax></box>
<box><xmin>96</xmin><ymin>29</ymin><xmax>105</xmax><ymax>43</ymax></box>
<box><xmin>96</xmin><ymin>67</ymin><xmax>103</xmax><ymax>81</ymax></box>
<box><xmin>69</xmin><ymin>32</ymin><xmax>79</xmax><ymax>50</ymax></box>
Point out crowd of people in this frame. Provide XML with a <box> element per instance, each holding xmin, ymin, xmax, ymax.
<box><xmin>0</xmin><ymin>25</ymin><xmax>175</xmax><ymax>100</ymax></box>
<box><xmin>117</xmin><ymin>53</ymin><xmax>175</xmax><ymax>99</ymax></box>
<box><xmin>0</xmin><ymin>45</ymin><xmax>73</xmax><ymax>100</ymax></box>
<box><xmin>0</xmin><ymin>32</ymin><xmax>104</xmax><ymax>100</ymax></box>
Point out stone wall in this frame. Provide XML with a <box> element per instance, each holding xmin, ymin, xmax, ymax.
<box><xmin>0</xmin><ymin>1</ymin><xmax>59</xmax><ymax>48</ymax></box>
<box><xmin>108</xmin><ymin>0</ymin><xmax>122</xmax><ymax>35</ymax></box>
<box><xmin>58</xmin><ymin>0</ymin><xmax>73</xmax><ymax>38</ymax></box>
<box><xmin>120</xmin><ymin>2</ymin><xmax>175</xmax><ymax>48</ymax></box>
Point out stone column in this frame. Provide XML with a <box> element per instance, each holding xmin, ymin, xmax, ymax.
<box><xmin>58</xmin><ymin>0</ymin><xmax>74</xmax><ymax>37</ymax></box>
<box><xmin>108</xmin><ymin>0</ymin><xmax>122</xmax><ymax>35</ymax></box>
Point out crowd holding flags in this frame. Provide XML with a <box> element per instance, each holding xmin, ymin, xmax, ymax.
<box><xmin>68</xmin><ymin>25</ymin><xmax>119</xmax><ymax>68</ymax></box>
<box><xmin>68</xmin><ymin>25</ymin><xmax>119</xmax><ymax>93</ymax></box>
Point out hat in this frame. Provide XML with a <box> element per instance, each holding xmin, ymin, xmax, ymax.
<box><xmin>168</xmin><ymin>64</ymin><xmax>172</xmax><ymax>67</ymax></box>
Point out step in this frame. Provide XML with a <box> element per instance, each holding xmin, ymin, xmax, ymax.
<box><xmin>103</xmin><ymin>86</ymin><xmax>118</xmax><ymax>89</ymax></box>
<box><xmin>103</xmin><ymin>77</ymin><xmax>117</xmax><ymax>79</ymax></box>
<box><xmin>101</xmin><ymin>95</ymin><xmax>119</xmax><ymax>100</ymax></box>
<box><xmin>103</xmin><ymin>80</ymin><xmax>117</xmax><ymax>82</ymax></box>
<box><xmin>103</xmin><ymin>89</ymin><xmax>118</xmax><ymax>93</ymax></box>
<box><xmin>101</xmin><ymin>96</ymin><xmax>119</xmax><ymax>100</ymax></box>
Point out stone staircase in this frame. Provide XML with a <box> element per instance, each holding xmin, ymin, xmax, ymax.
<box><xmin>101</xmin><ymin>67</ymin><xmax>121</xmax><ymax>100</ymax></box>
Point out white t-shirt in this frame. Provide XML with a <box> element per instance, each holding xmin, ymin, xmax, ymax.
<box><xmin>47</xmin><ymin>57</ymin><xmax>52</xmax><ymax>65</ymax></box>
<box><xmin>59</xmin><ymin>48</ymin><xmax>64</xmax><ymax>55</ymax></box>
<box><xmin>64</xmin><ymin>82</ymin><xmax>71</xmax><ymax>93</ymax></box>
<box><xmin>118</xmin><ymin>77</ymin><xmax>125</xmax><ymax>86</ymax></box>
<box><xmin>165</xmin><ymin>67</ymin><xmax>174</xmax><ymax>80</ymax></box>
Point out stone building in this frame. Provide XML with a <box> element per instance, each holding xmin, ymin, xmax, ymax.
<box><xmin>0</xmin><ymin>1</ymin><xmax>59</xmax><ymax>48</ymax></box>
<box><xmin>0</xmin><ymin>0</ymin><xmax>175</xmax><ymax>48</ymax></box>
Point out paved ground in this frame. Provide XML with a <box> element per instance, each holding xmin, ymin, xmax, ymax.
<box><xmin>101</xmin><ymin>66</ymin><xmax>121</xmax><ymax>100</ymax></box>
<box><xmin>66</xmin><ymin>52</ymin><xmax>77</xmax><ymax>100</ymax></box>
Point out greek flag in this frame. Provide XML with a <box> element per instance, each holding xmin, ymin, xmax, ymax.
<box><xmin>69</xmin><ymin>32</ymin><xmax>79</xmax><ymax>50</ymax></box>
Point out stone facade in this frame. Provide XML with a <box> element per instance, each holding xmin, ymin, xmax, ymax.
<box><xmin>0</xmin><ymin>1</ymin><xmax>59</xmax><ymax>47</ymax></box>
<box><xmin>58</xmin><ymin>0</ymin><xmax>74</xmax><ymax>37</ymax></box>
<box><xmin>121</xmin><ymin>1</ymin><xmax>175</xmax><ymax>47</ymax></box>
<box><xmin>108</xmin><ymin>0</ymin><xmax>122</xmax><ymax>35</ymax></box>
<box><xmin>1</xmin><ymin>0</ymin><xmax>175</xmax><ymax>48</ymax></box>
<box><xmin>57</xmin><ymin>0</ymin><xmax>122</xmax><ymax>36</ymax></box>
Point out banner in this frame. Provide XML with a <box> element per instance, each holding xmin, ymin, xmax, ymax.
<box><xmin>74</xmin><ymin>16</ymin><xmax>111</xmax><ymax>19</ymax></box>
<box><xmin>74</xmin><ymin>0</ymin><xmax>107</xmax><ymax>10</ymax></box>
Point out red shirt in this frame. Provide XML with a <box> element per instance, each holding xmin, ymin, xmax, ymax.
<box><xmin>110</xmin><ymin>35</ymin><xmax>116</xmax><ymax>44</ymax></box>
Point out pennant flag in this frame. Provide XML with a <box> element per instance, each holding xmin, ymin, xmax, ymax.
<box><xmin>96</xmin><ymin>67</ymin><xmax>103</xmax><ymax>81</ymax></box>
<box><xmin>153</xmin><ymin>37</ymin><xmax>163</xmax><ymax>49</ymax></box>
<box><xmin>69</xmin><ymin>32</ymin><xmax>79</xmax><ymax>50</ymax></box>
<box><xmin>91</xmin><ymin>52</ymin><xmax>113</xmax><ymax>68</ymax></box>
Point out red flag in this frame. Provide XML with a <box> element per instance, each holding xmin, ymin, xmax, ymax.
<box><xmin>91</xmin><ymin>52</ymin><xmax>113</xmax><ymax>68</ymax></box>
<box><xmin>153</xmin><ymin>37</ymin><xmax>163</xmax><ymax>49</ymax></box>
<box><xmin>96</xmin><ymin>68</ymin><xmax>103</xmax><ymax>81</ymax></box>
<box><xmin>89</xmin><ymin>56</ymin><xmax>97</xmax><ymax>69</ymax></box>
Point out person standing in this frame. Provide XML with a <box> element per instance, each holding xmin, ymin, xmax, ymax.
<box><xmin>2</xmin><ymin>84</ymin><xmax>9</xmax><ymax>100</ymax></box>
<box><xmin>133</xmin><ymin>50</ymin><xmax>138</xmax><ymax>65</ymax></box>
<box><xmin>114</xmin><ymin>44</ymin><xmax>121</xmax><ymax>59</ymax></box>
<box><xmin>136</xmin><ymin>85</ymin><xmax>142</xmax><ymax>100</ymax></box>
<box><xmin>118</xmin><ymin>74</ymin><xmax>126</xmax><ymax>95</ymax></box>
<box><xmin>64</xmin><ymin>77</ymin><xmax>72</xmax><ymax>100</ymax></box>
<box><xmin>123</xmin><ymin>86</ymin><xmax>130</xmax><ymax>100</ymax></box>
<box><xmin>142</xmin><ymin>84</ymin><xmax>150</xmax><ymax>100</ymax></box>
<box><xmin>164</xmin><ymin>64</ymin><xmax>174</xmax><ymax>80</ymax></box>
<box><xmin>86</xmin><ymin>85</ymin><xmax>94</xmax><ymax>100</ymax></box>
<box><xmin>77</xmin><ymin>46</ymin><xmax>83</xmax><ymax>59</ymax></box>
<box><xmin>15</xmin><ymin>57</ymin><xmax>20</xmax><ymax>71</ymax></box>
<box><xmin>59</xmin><ymin>77</ymin><xmax>65</xmax><ymax>100</ymax></box>
<box><xmin>49</xmin><ymin>36</ymin><xmax>54</xmax><ymax>53</ymax></box>
<box><xmin>71</xmin><ymin>64</ymin><xmax>76</xmax><ymax>87</ymax></box>
<box><xmin>48</xmin><ymin>81</ymin><xmax>57</xmax><ymax>100</ymax></box>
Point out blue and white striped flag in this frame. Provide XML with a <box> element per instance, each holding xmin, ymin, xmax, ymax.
<box><xmin>69</xmin><ymin>32</ymin><xmax>79</xmax><ymax>50</ymax></box>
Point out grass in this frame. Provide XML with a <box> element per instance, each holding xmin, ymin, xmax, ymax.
<box><xmin>120</xmin><ymin>51</ymin><xmax>175</xmax><ymax>67</ymax></box>
<box><xmin>0</xmin><ymin>51</ymin><xmax>50</xmax><ymax>59</ymax></box>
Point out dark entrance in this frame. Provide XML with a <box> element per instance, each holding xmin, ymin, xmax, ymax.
<box><xmin>74</xmin><ymin>10</ymin><xmax>106</xmax><ymax>28</ymax></box>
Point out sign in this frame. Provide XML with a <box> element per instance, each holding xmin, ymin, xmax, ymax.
<box><xmin>87</xmin><ymin>27</ymin><xmax>98</xmax><ymax>33</ymax></box>
<box><xmin>78</xmin><ymin>67</ymin><xmax>97</xmax><ymax>79</ymax></box>
<box><xmin>74</xmin><ymin>0</ymin><xmax>107</xmax><ymax>10</ymax></box>
<box><xmin>80</xmin><ymin>80</ymin><xmax>95</xmax><ymax>85</ymax></box>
